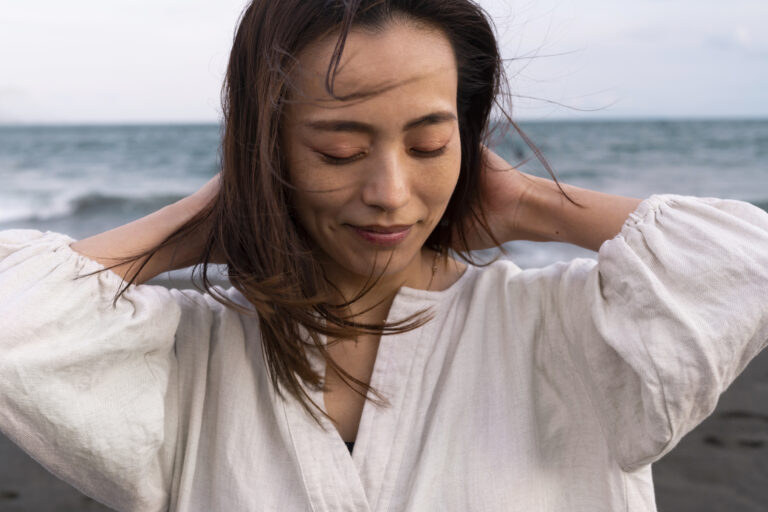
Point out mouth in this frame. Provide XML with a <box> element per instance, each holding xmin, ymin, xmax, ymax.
<box><xmin>356</xmin><ymin>224</ymin><xmax>412</xmax><ymax>233</ymax></box>
<box><xmin>347</xmin><ymin>224</ymin><xmax>413</xmax><ymax>246</ymax></box>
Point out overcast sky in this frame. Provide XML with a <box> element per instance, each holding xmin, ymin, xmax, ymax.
<box><xmin>1</xmin><ymin>0</ymin><xmax>766</xmax><ymax>123</ymax></box>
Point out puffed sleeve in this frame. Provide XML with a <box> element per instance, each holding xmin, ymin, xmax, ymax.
<box><xmin>554</xmin><ymin>195</ymin><xmax>768</xmax><ymax>472</ymax></box>
<box><xmin>0</xmin><ymin>229</ymin><xmax>183</xmax><ymax>511</ymax></box>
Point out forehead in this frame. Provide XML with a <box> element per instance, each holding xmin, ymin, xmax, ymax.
<box><xmin>287</xmin><ymin>21</ymin><xmax>458</xmax><ymax>117</ymax></box>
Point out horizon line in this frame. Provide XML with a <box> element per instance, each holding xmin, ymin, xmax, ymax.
<box><xmin>2</xmin><ymin>115</ymin><xmax>768</xmax><ymax>127</ymax></box>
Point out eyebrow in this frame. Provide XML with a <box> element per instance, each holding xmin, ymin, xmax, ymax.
<box><xmin>304</xmin><ymin>110</ymin><xmax>457</xmax><ymax>134</ymax></box>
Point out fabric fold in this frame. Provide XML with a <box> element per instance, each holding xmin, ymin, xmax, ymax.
<box><xmin>555</xmin><ymin>195</ymin><xmax>768</xmax><ymax>471</ymax></box>
<box><xmin>0</xmin><ymin>230</ymin><xmax>182</xmax><ymax>512</ymax></box>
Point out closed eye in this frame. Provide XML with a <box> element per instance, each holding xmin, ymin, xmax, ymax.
<box><xmin>316</xmin><ymin>146</ymin><xmax>447</xmax><ymax>165</ymax></box>
<box><xmin>316</xmin><ymin>151</ymin><xmax>366</xmax><ymax>165</ymax></box>
<box><xmin>411</xmin><ymin>146</ymin><xmax>447</xmax><ymax>158</ymax></box>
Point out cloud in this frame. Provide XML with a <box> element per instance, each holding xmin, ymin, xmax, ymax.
<box><xmin>2</xmin><ymin>0</ymin><xmax>766</xmax><ymax>122</ymax></box>
<box><xmin>706</xmin><ymin>27</ymin><xmax>768</xmax><ymax>59</ymax></box>
<box><xmin>0</xmin><ymin>86</ymin><xmax>24</xmax><ymax>96</ymax></box>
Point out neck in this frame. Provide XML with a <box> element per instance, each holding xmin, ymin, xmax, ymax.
<box><xmin>321</xmin><ymin>249</ymin><xmax>438</xmax><ymax>323</ymax></box>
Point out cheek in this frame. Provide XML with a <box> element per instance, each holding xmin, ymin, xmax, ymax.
<box><xmin>288</xmin><ymin>155</ymin><xmax>338</xmax><ymax>216</ymax></box>
<box><xmin>421</xmin><ymin>153</ymin><xmax>461</xmax><ymax>207</ymax></box>
<box><xmin>288</xmin><ymin>150</ymin><xmax>359</xmax><ymax>196</ymax></box>
<box><xmin>288</xmin><ymin>164</ymin><xmax>326</xmax><ymax>231</ymax></box>
<box><xmin>292</xmin><ymin>189</ymin><xmax>341</xmax><ymax>224</ymax></box>
<box><xmin>290</xmin><ymin>179</ymin><xmax>354</xmax><ymax>232</ymax></box>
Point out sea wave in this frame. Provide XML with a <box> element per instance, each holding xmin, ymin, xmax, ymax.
<box><xmin>3</xmin><ymin>192</ymin><xmax>765</xmax><ymax>226</ymax></box>
<box><xmin>0</xmin><ymin>192</ymin><xmax>186</xmax><ymax>224</ymax></box>
<box><xmin>752</xmin><ymin>200</ymin><xmax>768</xmax><ymax>212</ymax></box>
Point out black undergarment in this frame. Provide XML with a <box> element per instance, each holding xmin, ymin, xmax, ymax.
<box><xmin>345</xmin><ymin>441</ymin><xmax>355</xmax><ymax>454</ymax></box>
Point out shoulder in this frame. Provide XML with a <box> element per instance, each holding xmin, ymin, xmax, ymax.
<box><xmin>456</xmin><ymin>257</ymin><xmax>598</xmax><ymax>309</ymax></box>
<box><xmin>471</xmin><ymin>256</ymin><xmax>595</xmax><ymax>284</ymax></box>
<box><xmin>167</xmin><ymin>284</ymin><xmax>253</xmax><ymax>314</ymax></box>
<box><xmin>166</xmin><ymin>284</ymin><xmax>258</xmax><ymax>348</ymax></box>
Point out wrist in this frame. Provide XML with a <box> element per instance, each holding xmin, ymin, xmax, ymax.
<box><xmin>168</xmin><ymin>197</ymin><xmax>205</xmax><ymax>225</ymax></box>
<box><xmin>506</xmin><ymin>173</ymin><xmax>574</xmax><ymax>244</ymax></box>
<box><xmin>509</xmin><ymin>175</ymin><xmax>642</xmax><ymax>251</ymax></box>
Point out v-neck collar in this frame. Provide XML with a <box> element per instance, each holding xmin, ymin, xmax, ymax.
<box><xmin>280</xmin><ymin>266</ymin><xmax>476</xmax><ymax>511</ymax></box>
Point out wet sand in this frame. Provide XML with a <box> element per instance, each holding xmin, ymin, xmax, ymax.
<box><xmin>652</xmin><ymin>345</ymin><xmax>768</xmax><ymax>512</ymax></box>
<box><xmin>2</xmin><ymin>278</ymin><xmax>767</xmax><ymax>511</ymax></box>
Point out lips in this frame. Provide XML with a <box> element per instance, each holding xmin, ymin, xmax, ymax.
<box><xmin>348</xmin><ymin>224</ymin><xmax>413</xmax><ymax>246</ymax></box>
<box><xmin>356</xmin><ymin>225</ymin><xmax>411</xmax><ymax>233</ymax></box>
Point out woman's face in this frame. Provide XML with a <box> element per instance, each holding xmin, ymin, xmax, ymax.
<box><xmin>283</xmin><ymin>21</ymin><xmax>461</xmax><ymax>287</ymax></box>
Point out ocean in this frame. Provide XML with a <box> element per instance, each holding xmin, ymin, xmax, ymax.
<box><xmin>1</xmin><ymin>120</ymin><xmax>767</xmax><ymax>270</ymax></box>
<box><xmin>1</xmin><ymin>120</ymin><xmax>768</xmax><ymax>511</ymax></box>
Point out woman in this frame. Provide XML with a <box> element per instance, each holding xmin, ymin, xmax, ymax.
<box><xmin>1</xmin><ymin>1</ymin><xmax>766</xmax><ymax>511</ymax></box>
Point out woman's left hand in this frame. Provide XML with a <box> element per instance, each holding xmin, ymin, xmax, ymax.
<box><xmin>451</xmin><ymin>146</ymin><xmax>552</xmax><ymax>252</ymax></box>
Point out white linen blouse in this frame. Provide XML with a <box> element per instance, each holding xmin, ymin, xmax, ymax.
<box><xmin>1</xmin><ymin>194</ymin><xmax>767</xmax><ymax>512</ymax></box>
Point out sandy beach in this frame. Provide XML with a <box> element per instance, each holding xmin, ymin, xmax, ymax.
<box><xmin>1</xmin><ymin>277</ymin><xmax>767</xmax><ymax>511</ymax></box>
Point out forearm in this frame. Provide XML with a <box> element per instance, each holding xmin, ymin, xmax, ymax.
<box><xmin>70</xmin><ymin>196</ymin><xmax>211</xmax><ymax>285</ymax></box>
<box><xmin>513</xmin><ymin>173</ymin><xmax>642</xmax><ymax>252</ymax></box>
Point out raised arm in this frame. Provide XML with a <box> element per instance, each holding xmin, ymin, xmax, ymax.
<box><xmin>458</xmin><ymin>148</ymin><xmax>643</xmax><ymax>252</ymax></box>
<box><xmin>501</xmin><ymin>175</ymin><xmax>642</xmax><ymax>252</ymax></box>
<box><xmin>70</xmin><ymin>174</ymin><xmax>220</xmax><ymax>284</ymax></box>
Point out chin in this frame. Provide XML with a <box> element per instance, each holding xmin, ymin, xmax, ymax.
<box><xmin>311</xmin><ymin>223</ymin><xmax>431</xmax><ymax>283</ymax></box>
<box><xmin>355</xmin><ymin>251</ymin><xmax>413</xmax><ymax>275</ymax></box>
<box><xmin>337</xmin><ymin>247</ymin><xmax>420</xmax><ymax>281</ymax></box>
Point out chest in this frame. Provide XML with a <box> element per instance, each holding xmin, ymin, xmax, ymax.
<box><xmin>322</xmin><ymin>335</ymin><xmax>381</xmax><ymax>443</ymax></box>
<box><xmin>195</xmin><ymin>305</ymin><xmax>627</xmax><ymax>512</ymax></box>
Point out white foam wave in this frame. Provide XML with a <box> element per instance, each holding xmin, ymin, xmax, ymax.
<box><xmin>0</xmin><ymin>194</ymin><xmax>77</xmax><ymax>223</ymax></box>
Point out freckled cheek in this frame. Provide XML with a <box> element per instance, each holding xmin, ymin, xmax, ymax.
<box><xmin>417</xmin><ymin>159</ymin><xmax>461</xmax><ymax>208</ymax></box>
<box><xmin>287</xmin><ymin>164</ymin><xmax>326</xmax><ymax>227</ymax></box>
<box><xmin>292</xmin><ymin>188</ymin><xmax>353</xmax><ymax>235</ymax></box>
<box><xmin>290</xmin><ymin>156</ymin><xmax>359</xmax><ymax>193</ymax></box>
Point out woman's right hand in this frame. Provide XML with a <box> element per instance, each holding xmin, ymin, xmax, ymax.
<box><xmin>70</xmin><ymin>173</ymin><xmax>222</xmax><ymax>284</ymax></box>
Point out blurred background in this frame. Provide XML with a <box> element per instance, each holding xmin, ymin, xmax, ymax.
<box><xmin>1</xmin><ymin>0</ymin><xmax>767</xmax><ymax>510</ymax></box>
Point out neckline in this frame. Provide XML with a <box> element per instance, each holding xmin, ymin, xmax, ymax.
<box><xmin>395</xmin><ymin>262</ymin><xmax>476</xmax><ymax>302</ymax></box>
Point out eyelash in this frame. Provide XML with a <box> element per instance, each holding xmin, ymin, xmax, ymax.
<box><xmin>318</xmin><ymin>146</ymin><xmax>447</xmax><ymax>165</ymax></box>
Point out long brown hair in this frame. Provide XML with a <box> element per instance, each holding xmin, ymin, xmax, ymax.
<box><xmin>104</xmin><ymin>0</ymin><xmax>568</xmax><ymax>426</ymax></box>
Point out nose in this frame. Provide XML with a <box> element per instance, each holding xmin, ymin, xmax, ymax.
<box><xmin>360</xmin><ymin>152</ymin><xmax>410</xmax><ymax>211</ymax></box>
